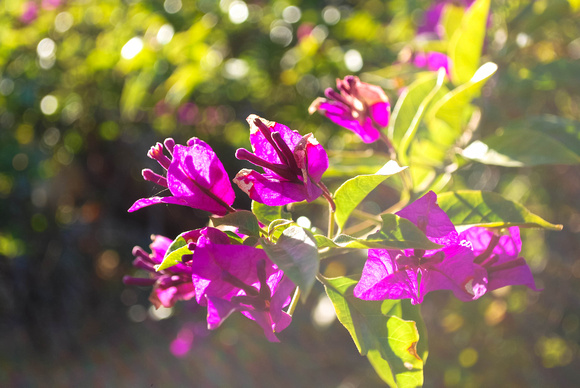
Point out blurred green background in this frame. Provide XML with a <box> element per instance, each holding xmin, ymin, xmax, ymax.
<box><xmin>1</xmin><ymin>0</ymin><xmax>579</xmax><ymax>386</ymax></box>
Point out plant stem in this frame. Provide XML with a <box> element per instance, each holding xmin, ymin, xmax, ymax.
<box><xmin>287</xmin><ymin>287</ymin><xmax>301</xmax><ymax>316</ymax></box>
<box><xmin>328</xmin><ymin>201</ymin><xmax>335</xmax><ymax>239</ymax></box>
<box><xmin>379</xmin><ymin>132</ymin><xmax>397</xmax><ymax>160</ymax></box>
<box><xmin>351</xmin><ymin>208</ymin><xmax>382</xmax><ymax>223</ymax></box>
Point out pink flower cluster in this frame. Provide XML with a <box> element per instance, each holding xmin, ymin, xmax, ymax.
<box><xmin>355</xmin><ymin>192</ymin><xmax>538</xmax><ymax>305</ymax></box>
<box><xmin>125</xmin><ymin>78</ymin><xmax>538</xmax><ymax>343</ymax></box>
<box><xmin>125</xmin><ymin>114</ymin><xmax>329</xmax><ymax>341</ymax></box>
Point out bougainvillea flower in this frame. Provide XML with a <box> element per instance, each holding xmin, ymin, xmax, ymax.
<box><xmin>187</xmin><ymin>229</ymin><xmax>294</xmax><ymax>342</ymax></box>
<box><xmin>128</xmin><ymin>137</ymin><xmax>235</xmax><ymax>215</ymax></box>
<box><xmin>417</xmin><ymin>0</ymin><xmax>476</xmax><ymax>38</ymax></box>
<box><xmin>309</xmin><ymin>76</ymin><xmax>390</xmax><ymax>143</ymax></box>
<box><xmin>123</xmin><ymin>234</ymin><xmax>196</xmax><ymax>309</ymax></box>
<box><xmin>20</xmin><ymin>2</ymin><xmax>38</xmax><ymax>24</ymax></box>
<box><xmin>354</xmin><ymin>191</ymin><xmax>487</xmax><ymax>304</ymax></box>
<box><xmin>234</xmin><ymin>115</ymin><xmax>332</xmax><ymax>208</ymax></box>
<box><xmin>460</xmin><ymin>226</ymin><xmax>539</xmax><ymax>292</ymax></box>
<box><xmin>413</xmin><ymin>51</ymin><xmax>451</xmax><ymax>76</ymax></box>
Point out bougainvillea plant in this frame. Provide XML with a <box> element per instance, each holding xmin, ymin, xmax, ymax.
<box><xmin>123</xmin><ymin>1</ymin><xmax>570</xmax><ymax>386</ymax></box>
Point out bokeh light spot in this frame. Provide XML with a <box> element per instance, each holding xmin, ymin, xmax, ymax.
<box><xmin>15</xmin><ymin>124</ymin><xmax>34</xmax><ymax>145</ymax></box>
<box><xmin>484</xmin><ymin>299</ymin><xmax>507</xmax><ymax>326</ymax></box>
<box><xmin>157</xmin><ymin>24</ymin><xmax>174</xmax><ymax>45</ymax></box>
<box><xmin>282</xmin><ymin>6</ymin><xmax>301</xmax><ymax>24</ymax></box>
<box><xmin>270</xmin><ymin>25</ymin><xmax>293</xmax><ymax>47</ymax></box>
<box><xmin>224</xmin><ymin>58</ymin><xmax>249</xmax><ymax>79</ymax></box>
<box><xmin>322</xmin><ymin>6</ymin><xmax>341</xmax><ymax>25</ymax></box>
<box><xmin>100</xmin><ymin>121</ymin><xmax>120</xmax><ymax>140</ymax></box>
<box><xmin>296</xmin><ymin>216</ymin><xmax>312</xmax><ymax>229</ymax></box>
<box><xmin>344</xmin><ymin>49</ymin><xmax>363</xmax><ymax>72</ymax></box>
<box><xmin>458</xmin><ymin>347</ymin><xmax>478</xmax><ymax>368</ymax></box>
<box><xmin>164</xmin><ymin>0</ymin><xmax>182</xmax><ymax>14</ymax></box>
<box><xmin>149</xmin><ymin>305</ymin><xmax>173</xmax><ymax>321</ymax></box>
<box><xmin>40</xmin><ymin>95</ymin><xmax>59</xmax><ymax>115</ymax></box>
<box><xmin>121</xmin><ymin>37</ymin><xmax>143</xmax><ymax>60</ymax></box>
<box><xmin>54</xmin><ymin>12</ymin><xmax>74</xmax><ymax>33</ymax></box>
<box><xmin>43</xmin><ymin>127</ymin><xmax>60</xmax><ymax>146</ymax></box>
<box><xmin>12</xmin><ymin>153</ymin><xmax>29</xmax><ymax>171</ymax></box>
<box><xmin>229</xmin><ymin>1</ymin><xmax>249</xmax><ymax>24</ymax></box>
<box><xmin>37</xmin><ymin>38</ymin><xmax>56</xmax><ymax>59</ymax></box>
<box><xmin>96</xmin><ymin>250</ymin><xmax>120</xmax><ymax>280</ymax></box>
<box><xmin>128</xmin><ymin>305</ymin><xmax>147</xmax><ymax>322</ymax></box>
<box><xmin>442</xmin><ymin>312</ymin><xmax>464</xmax><ymax>333</ymax></box>
<box><xmin>312</xmin><ymin>293</ymin><xmax>336</xmax><ymax>329</ymax></box>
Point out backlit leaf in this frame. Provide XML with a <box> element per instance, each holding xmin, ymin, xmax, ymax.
<box><xmin>262</xmin><ymin>226</ymin><xmax>319</xmax><ymax>301</ymax></box>
<box><xmin>334</xmin><ymin>161</ymin><xmax>407</xmax><ymax>231</ymax></box>
<box><xmin>438</xmin><ymin>190</ymin><xmax>563</xmax><ymax>230</ymax></box>
<box><xmin>462</xmin><ymin>129</ymin><xmax>580</xmax><ymax>166</ymax></box>
<box><xmin>322</xmin><ymin>276</ymin><xmax>424</xmax><ymax>387</ymax></box>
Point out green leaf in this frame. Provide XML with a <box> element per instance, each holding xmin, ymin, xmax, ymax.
<box><xmin>224</xmin><ymin>230</ymin><xmax>244</xmax><ymax>244</ymax></box>
<box><xmin>334</xmin><ymin>161</ymin><xmax>407</xmax><ymax>231</ymax></box>
<box><xmin>430</xmin><ymin>62</ymin><xmax>497</xmax><ymax>133</ymax></box>
<box><xmin>507</xmin><ymin>115</ymin><xmax>580</xmax><ymax>156</ymax></box>
<box><xmin>438</xmin><ymin>190</ymin><xmax>563</xmax><ymax>230</ymax></box>
<box><xmin>211</xmin><ymin>210</ymin><xmax>260</xmax><ymax>237</ymax></box>
<box><xmin>268</xmin><ymin>219</ymin><xmax>295</xmax><ymax>237</ymax></box>
<box><xmin>367</xmin><ymin>214</ymin><xmax>441</xmax><ymax>250</ymax></box>
<box><xmin>157</xmin><ymin>231</ymin><xmax>193</xmax><ymax>271</ymax></box>
<box><xmin>449</xmin><ymin>0</ymin><xmax>490</xmax><ymax>84</ymax></box>
<box><xmin>251</xmin><ymin>201</ymin><xmax>291</xmax><ymax>226</ymax></box>
<box><xmin>315</xmin><ymin>214</ymin><xmax>441</xmax><ymax>250</ymax></box>
<box><xmin>261</xmin><ymin>226</ymin><xmax>319</xmax><ymax>301</ymax></box>
<box><xmin>381</xmin><ymin>299</ymin><xmax>429</xmax><ymax>363</ymax></box>
<box><xmin>326</xmin><ymin>150</ymin><xmax>392</xmax><ymax>178</ymax></box>
<box><xmin>323</xmin><ymin>276</ymin><xmax>424</xmax><ymax>387</ymax></box>
<box><xmin>388</xmin><ymin>72</ymin><xmax>442</xmax><ymax>151</ymax></box>
<box><xmin>392</xmin><ymin>69</ymin><xmax>446</xmax><ymax>164</ymax></box>
<box><xmin>440</xmin><ymin>4</ymin><xmax>466</xmax><ymax>40</ymax></box>
<box><xmin>462</xmin><ymin>128</ymin><xmax>580</xmax><ymax>166</ymax></box>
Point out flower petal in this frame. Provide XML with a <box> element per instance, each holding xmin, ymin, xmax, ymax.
<box><xmin>420</xmin><ymin>245</ymin><xmax>487</xmax><ymax>302</ymax></box>
<box><xmin>234</xmin><ymin>169</ymin><xmax>320</xmax><ymax>206</ymax></box>
<box><xmin>354</xmin><ymin>249</ymin><xmax>420</xmax><ymax>304</ymax></box>
<box><xmin>206</xmin><ymin>296</ymin><xmax>239</xmax><ymax>330</ymax></box>
<box><xmin>153</xmin><ymin>283</ymin><xmax>196</xmax><ymax>308</ymax></box>
<box><xmin>128</xmin><ymin>196</ymin><xmax>203</xmax><ymax>213</ymax></box>
<box><xmin>461</xmin><ymin>226</ymin><xmax>521</xmax><ymax>258</ymax></box>
<box><xmin>461</xmin><ymin>227</ymin><xmax>538</xmax><ymax>291</ymax></box>
<box><xmin>167</xmin><ymin>140</ymin><xmax>235</xmax><ymax>215</ymax></box>
<box><xmin>248</xmin><ymin>114</ymin><xmax>302</xmax><ymax>166</ymax></box>
<box><xmin>370</xmin><ymin>102</ymin><xmax>391</xmax><ymax>127</ymax></box>
<box><xmin>396</xmin><ymin>191</ymin><xmax>459</xmax><ymax>246</ymax></box>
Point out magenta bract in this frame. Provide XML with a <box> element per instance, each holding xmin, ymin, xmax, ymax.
<box><xmin>188</xmin><ymin>227</ymin><xmax>294</xmax><ymax>342</ymax></box>
<box><xmin>461</xmin><ymin>226</ymin><xmax>539</xmax><ymax>292</ymax></box>
<box><xmin>128</xmin><ymin>137</ymin><xmax>235</xmax><ymax>216</ymax></box>
<box><xmin>123</xmin><ymin>234</ymin><xmax>195</xmax><ymax>309</ymax></box>
<box><xmin>417</xmin><ymin>0</ymin><xmax>476</xmax><ymax>38</ymax></box>
<box><xmin>309</xmin><ymin>76</ymin><xmax>390</xmax><ymax>143</ymax></box>
<box><xmin>413</xmin><ymin>51</ymin><xmax>451</xmax><ymax>76</ymax></box>
<box><xmin>354</xmin><ymin>191</ymin><xmax>487</xmax><ymax>304</ymax></box>
<box><xmin>234</xmin><ymin>115</ymin><xmax>330</xmax><ymax>207</ymax></box>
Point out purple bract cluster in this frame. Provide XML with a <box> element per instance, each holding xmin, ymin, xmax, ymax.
<box><xmin>355</xmin><ymin>191</ymin><xmax>537</xmax><ymax>305</ymax></box>
<box><xmin>125</xmin><ymin>86</ymin><xmax>537</xmax><ymax>342</ymax></box>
